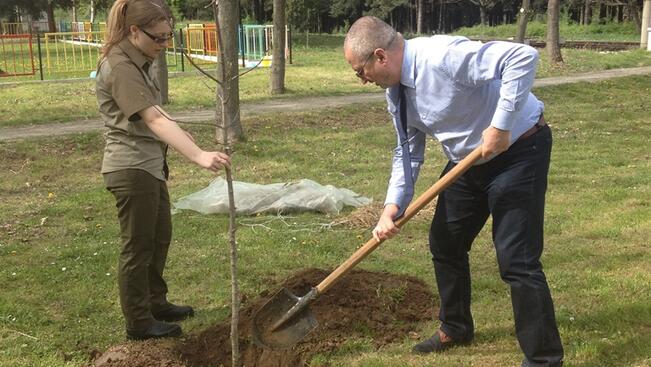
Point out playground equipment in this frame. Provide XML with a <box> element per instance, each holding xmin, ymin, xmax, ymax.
<box><xmin>182</xmin><ymin>23</ymin><xmax>291</xmax><ymax>67</ymax></box>
<box><xmin>0</xmin><ymin>22</ymin><xmax>290</xmax><ymax>80</ymax></box>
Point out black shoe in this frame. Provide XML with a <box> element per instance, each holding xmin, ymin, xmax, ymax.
<box><xmin>152</xmin><ymin>304</ymin><xmax>195</xmax><ymax>322</ymax></box>
<box><xmin>412</xmin><ymin>330</ymin><xmax>473</xmax><ymax>354</ymax></box>
<box><xmin>126</xmin><ymin>320</ymin><xmax>182</xmax><ymax>341</ymax></box>
<box><xmin>521</xmin><ymin>358</ymin><xmax>564</xmax><ymax>367</ymax></box>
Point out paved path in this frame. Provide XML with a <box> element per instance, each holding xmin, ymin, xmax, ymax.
<box><xmin>2</xmin><ymin>66</ymin><xmax>651</xmax><ymax>142</ymax></box>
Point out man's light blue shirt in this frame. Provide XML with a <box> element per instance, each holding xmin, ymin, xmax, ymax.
<box><xmin>384</xmin><ymin>35</ymin><xmax>544</xmax><ymax>212</ymax></box>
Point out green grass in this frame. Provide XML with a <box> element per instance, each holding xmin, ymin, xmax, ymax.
<box><xmin>454</xmin><ymin>20</ymin><xmax>642</xmax><ymax>42</ymax></box>
<box><xmin>1</xmin><ymin>75</ymin><xmax>650</xmax><ymax>366</ymax></box>
<box><xmin>2</xmin><ymin>34</ymin><xmax>651</xmax><ymax>128</ymax></box>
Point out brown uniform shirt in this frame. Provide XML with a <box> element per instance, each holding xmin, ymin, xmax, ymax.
<box><xmin>96</xmin><ymin>38</ymin><xmax>167</xmax><ymax>181</ymax></box>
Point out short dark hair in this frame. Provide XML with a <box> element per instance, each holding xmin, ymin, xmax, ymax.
<box><xmin>344</xmin><ymin>16</ymin><xmax>397</xmax><ymax>60</ymax></box>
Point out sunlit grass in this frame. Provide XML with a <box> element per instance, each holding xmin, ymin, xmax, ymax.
<box><xmin>1</xmin><ymin>75</ymin><xmax>650</xmax><ymax>366</ymax></box>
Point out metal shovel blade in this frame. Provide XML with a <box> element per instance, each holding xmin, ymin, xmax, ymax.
<box><xmin>252</xmin><ymin>288</ymin><xmax>318</xmax><ymax>350</ymax></box>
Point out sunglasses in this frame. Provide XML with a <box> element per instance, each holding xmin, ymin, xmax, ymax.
<box><xmin>141</xmin><ymin>28</ymin><xmax>174</xmax><ymax>44</ymax></box>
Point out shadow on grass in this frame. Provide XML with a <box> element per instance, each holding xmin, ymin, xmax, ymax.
<box><xmin>560</xmin><ymin>301</ymin><xmax>651</xmax><ymax>367</ymax></box>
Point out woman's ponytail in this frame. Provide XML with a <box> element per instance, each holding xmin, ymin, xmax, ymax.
<box><xmin>101</xmin><ymin>0</ymin><xmax>130</xmax><ymax>60</ymax></box>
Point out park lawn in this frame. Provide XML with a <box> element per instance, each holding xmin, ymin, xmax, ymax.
<box><xmin>2</xmin><ymin>35</ymin><xmax>651</xmax><ymax>128</ymax></box>
<box><xmin>0</xmin><ymin>75</ymin><xmax>650</xmax><ymax>367</ymax></box>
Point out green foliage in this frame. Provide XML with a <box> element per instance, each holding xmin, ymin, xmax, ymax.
<box><xmin>170</xmin><ymin>0</ymin><xmax>214</xmax><ymax>21</ymax></box>
<box><xmin>365</xmin><ymin>0</ymin><xmax>409</xmax><ymax>20</ymax></box>
<box><xmin>454</xmin><ymin>20</ymin><xmax>641</xmax><ymax>42</ymax></box>
<box><xmin>287</xmin><ymin>0</ymin><xmax>331</xmax><ymax>33</ymax></box>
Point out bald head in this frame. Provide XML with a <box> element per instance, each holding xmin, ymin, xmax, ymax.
<box><xmin>344</xmin><ymin>16</ymin><xmax>399</xmax><ymax>60</ymax></box>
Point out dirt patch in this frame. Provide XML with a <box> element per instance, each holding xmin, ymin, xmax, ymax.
<box><xmin>92</xmin><ymin>268</ymin><xmax>435</xmax><ymax>367</ymax></box>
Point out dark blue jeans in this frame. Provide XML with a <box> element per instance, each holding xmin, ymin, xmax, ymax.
<box><xmin>429</xmin><ymin>125</ymin><xmax>564</xmax><ymax>366</ymax></box>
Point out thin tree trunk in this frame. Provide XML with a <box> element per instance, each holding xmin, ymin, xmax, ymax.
<box><xmin>90</xmin><ymin>0</ymin><xmax>95</xmax><ymax>23</ymax></box>
<box><xmin>629</xmin><ymin>0</ymin><xmax>641</xmax><ymax>32</ymax></box>
<box><xmin>417</xmin><ymin>0</ymin><xmax>424</xmax><ymax>34</ymax></box>
<box><xmin>153</xmin><ymin>51</ymin><xmax>169</xmax><ymax>104</ymax></box>
<box><xmin>438</xmin><ymin>0</ymin><xmax>444</xmax><ymax>33</ymax></box>
<box><xmin>72</xmin><ymin>0</ymin><xmax>77</xmax><ymax>23</ymax></box>
<box><xmin>480</xmin><ymin>6</ymin><xmax>487</xmax><ymax>25</ymax></box>
<box><xmin>271</xmin><ymin>0</ymin><xmax>286</xmax><ymax>94</ymax></box>
<box><xmin>250</xmin><ymin>0</ymin><xmax>257</xmax><ymax>23</ymax></box>
<box><xmin>516</xmin><ymin>0</ymin><xmax>531</xmax><ymax>43</ymax></box>
<box><xmin>213</xmin><ymin>0</ymin><xmax>242</xmax><ymax>365</ymax></box>
<box><xmin>215</xmin><ymin>2</ymin><xmax>243</xmax><ymax>143</ymax></box>
<box><xmin>46</xmin><ymin>1</ymin><xmax>56</xmax><ymax>33</ymax></box>
<box><xmin>584</xmin><ymin>0</ymin><xmax>592</xmax><ymax>24</ymax></box>
<box><xmin>641</xmin><ymin>0</ymin><xmax>651</xmax><ymax>48</ymax></box>
<box><xmin>547</xmin><ymin>0</ymin><xmax>563</xmax><ymax>63</ymax></box>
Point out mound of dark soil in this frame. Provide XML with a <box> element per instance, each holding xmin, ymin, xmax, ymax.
<box><xmin>92</xmin><ymin>268</ymin><xmax>436</xmax><ymax>367</ymax></box>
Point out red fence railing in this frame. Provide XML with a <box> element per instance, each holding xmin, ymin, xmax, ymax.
<box><xmin>0</xmin><ymin>34</ymin><xmax>36</xmax><ymax>77</ymax></box>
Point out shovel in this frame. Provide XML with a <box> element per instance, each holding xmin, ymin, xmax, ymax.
<box><xmin>252</xmin><ymin>146</ymin><xmax>483</xmax><ymax>350</ymax></box>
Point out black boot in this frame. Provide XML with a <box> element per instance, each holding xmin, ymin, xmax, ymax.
<box><xmin>126</xmin><ymin>320</ymin><xmax>182</xmax><ymax>340</ymax></box>
<box><xmin>152</xmin><ymin>304</ymin><xmax>195</xmax><ymax>322</ymax></box>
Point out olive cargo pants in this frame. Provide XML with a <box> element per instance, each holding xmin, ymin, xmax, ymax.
<box><xmin>104</xmin><ymin>169</ymin><xmax>171</xmax><ymax>331</ymax></box>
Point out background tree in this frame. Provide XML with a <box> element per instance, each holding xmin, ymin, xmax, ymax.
<box><xmin>469</xmin><ymin>0</ymin><xmax>500</xmax><ymax>25</ymax></box>
<box><xmin>216</xmin><ymin>0</ymin><xmax>243</xmax><ymax>143</ymax></box>
<box><xmin>270</xmin><ymin>0</ymin><xmax>286</xmax><ymax>94</ymax></box>
<box><xmin>516</xmin><ymin>0</ymin><xmax>531</xmax><ymax>43</ymax></box>
<box><xmin>416</xmin><ymin>0</ymin><xmax>424</xmax><ymax>33</ymax></box>
<box><xmin>547</xmin><ymin>0</ymin><xmax>563</xmax><ymax>63</ymax></box>
<box><xmin>642</xmin><ymin>0</ymin><xmax>651</xmax><ymax>48</ymax></box>
<box><xmin>330</xmin><ymin>0</ymin><xmax>365</xmax><ymax>31</ymax></box>
<box><xmin>153</xmin><ymin>52</ymin><xmax>169</xmax><ymax>105</ymax></box>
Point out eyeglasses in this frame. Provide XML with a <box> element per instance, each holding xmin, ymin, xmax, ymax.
<box><xmin>141</xmin><ymin>28</ymin><xmax>174</xmax><ymax>44</ymax></box>
<box><xmin>354</xmin><ymin>33</ymin><xmax>397</xmax><ymax>79</ymax></box>
<box><xmin>355</xmin><ymin>50</ymin><xmax>375</xmax><ymax>79</ymax></box>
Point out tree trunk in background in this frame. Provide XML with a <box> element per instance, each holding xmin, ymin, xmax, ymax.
<box><xmin>438</xmin><ymin>0</ymin><xmax>444</xmax><ymax>33</ymax></box>
<box><xmin>584</xmin><ymin>0</ymin><xmax>592</xmax><ymax>24</ymax></box>
<box><xmin>480</xmin><ymin>6</ymin><xmax>487</xmax><ymax>25</ymax></box>
<box><xmin>417</xmin><ymin>0</ymin><xmax>424</xmax><ymax>34</ymax></box>
<box><xmin>641</xmin><ymin>0</ymin><xmax>651</xmax><ymax>48</ymax></box>
<box><xmin>46</xmin><ymin>1</ymin><xmax>56</xmax><ymax>33</ymax></box>
<box><xmin>629</xmin><ymin>0</ymin><xmax>641</xmax><ymax>31</ymax></box>
<box><xmin>516</xmin><ymin>0</ymin><xmax>531</xmax><ymax>43</ymax></box>
<box><xmin>90</xmin><ymin>0</ymin><xmax>95</xmax><ymax>23</ymax></box>
<box><xmin>215</xmin><ymin>0</ymin><xmax>243</xmax><ymax>143</ymax></box>
<box><xmin>250</xmin><ymin>0</ymin><xmax>257</xmax><ymax>23</ymax></box>
<box><xmin>547</xmin><ymin>0</ymin><xmax>563</xmax><ymax>64</ymax></box>
<box><xmin>153</xmin><ymin>51</ymin><xmax>169</xmax><ymax>105</ymax></box>
<box><xmin>270</xmin><ymin>0</ymin><xmax>286</xmax><ymax>94</ymax></box>
<box><xmin>72</xmin><ymin>0</ymin><xmax>77</xmax><ymax>23</ymax></box>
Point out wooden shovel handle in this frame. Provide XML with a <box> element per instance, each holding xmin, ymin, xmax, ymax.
<box><xmin>316</xmin><ymin>146</ymin><xmax>483</xmax><ymax>295</ymax></box>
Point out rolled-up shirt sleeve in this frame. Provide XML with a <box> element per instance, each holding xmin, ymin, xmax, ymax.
<box><xmin>444</xmin><ymin>39</ymin><xmax>540</xmax><ymax>132</ymax></box>
<box><xmin>384</xmin><ymin>121</ymin><xmax>426</xmax><ymax>210</ymax></box>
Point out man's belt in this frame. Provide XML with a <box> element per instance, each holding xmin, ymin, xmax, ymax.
<box><xmin>517</xmin><ymin>114</ymin><xmax>547</xmax><ymax>141</ymax></box>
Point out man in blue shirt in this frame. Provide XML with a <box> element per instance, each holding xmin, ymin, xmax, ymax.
<box><xmin>344</xmin><ymin>16</ymin><xmax>564</xmax><ymax>367</ymax></box>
